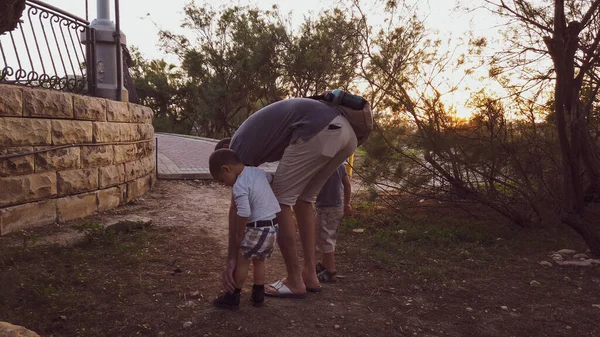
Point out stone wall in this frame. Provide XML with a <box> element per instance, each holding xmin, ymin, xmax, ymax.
<box><xmin>0</xmin><ymin>84</ymin><xmax>155</xmax><ymax>235</ymax></box>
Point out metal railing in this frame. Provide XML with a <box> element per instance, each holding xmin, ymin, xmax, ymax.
<box><xmin>0</xmin><ymin>0</ymin><xmax>96</xmax><ymax>95</ymax></box>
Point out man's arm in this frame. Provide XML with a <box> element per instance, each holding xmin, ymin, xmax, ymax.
<box><xmin>342</xmin><ymin>175</ymin><xmax>353</xmax><ymax>215</ymax></box>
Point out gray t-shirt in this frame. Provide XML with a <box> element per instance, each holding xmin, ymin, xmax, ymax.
<box><xmin>230</xmin><ymin>98</ymin><xmax>339</xmax><ymax>166</ymax></box>
<box><xmin>316</xmin><ymin>164</ymin><xmax>348</xmax><ymax>207</ymax></box>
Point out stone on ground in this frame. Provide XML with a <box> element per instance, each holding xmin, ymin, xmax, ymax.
<box><xmin>105</xmin><ymin>215</ymin><xmax>152</xmax><ymax>232</ymax></box>
<box><xmin>0</xmin><ymin>322</ymin><xmax>40</xmax><ymax>337</ymax></box>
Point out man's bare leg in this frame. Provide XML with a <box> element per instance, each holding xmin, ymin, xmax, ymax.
<box><xmin>268</xmin><ymin>204</ymin><xmax>305</xmax><ymax>293</ymax></box>
<box><xmin>294</xmin><ymin>200</ymin><xmax>320</xmax><ymax>289</ymax></box>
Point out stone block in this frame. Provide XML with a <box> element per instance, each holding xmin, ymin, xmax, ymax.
<box><xmin>23</xmin><ymin>88</ymin><xmax>73</xmax><ymax>118</ymax></box>
<box><xmin>57</xmin><ymin>168</ymin><xmax>98</xmax><ymax>196</ymax></box>
<box><xmin>93</xmin><ymin>122</ymin><xmax>121</xmax><ymax>143</ymax></box>
<box><xmin>113</xmin><ymin>144</ymin><xmax>136</xmax><ymax>163</ymax></box>
<box><xmin>81</xmin><ymin>145</ymin><xmax>113</xmax><ymax>167</ymax></box>
<box><xmin>135</xmin><ymin>141</ymin><xmax>154</xmax><ymax>159</ymax></box>
<box><xmin>130</xmin><ymin>104</ymin><xmax>153</xmax><ymax>124</ymax></box>
<box><xmin>137</xmin><ymin>124</ymin><xmax>154</xmax><ymax>140</ymax></box>
<box><xmin>99</xmin><ymin>164</ymin><xmax>125</xmax><ymax>188</ymax></box>
<box><xmin>120</xmin><ymin>123</ymin><xmax>137</xmax><ymax>141</ymax></box>
<box><xmin>0</xmin><ymin>147</ymin><xmax>35</xmax><ymax>177</ymax></box>
<box><xmin>0</xmin><ymin>172</ymin><xmax>57</xmax><ymax>207</ymax></box>
<box><xmin>35</xmin><ymin>147</ymin><xmax>80</xmax><ymax>172</ymax></box>
<box><xmin>51</xmin><ymin>120</ymin><xmax>93</xmax><ymax>145</ymax></box>
<box><xmin>97</xmin><ymin>187</ymin><xmax>122</xmax><ymax>212</ymax></box>
<box><xmin>57</xmin><ymin>192</ymin><xmax>97</xmax><ymax>222</ymax></box>
<box><xmin>142</xmin><ymin>156</ymin><xmax>155</xmax><ymax>176</ymax></box>
<box><xmin>0</xmin><ymin>199</ymin><xmax>57</xmax><ymax>235</ymax></box>
<box><xmin>0</xmin><ymin>85</ymin><xmax>23</xmax><ymax>116</ymax></box>
<box><xmin>73</xmin><ymin>95</ymin><xmax>106</xmax><ymax>121</ymax></box>
<box><xmin>0</xmin><ymin>118</ymin><xmax>51</xmax><ymax>146</ymax></box>
<box><xmin>106</xmin><ymin>100</ymin><xmax>131</xmax><ymax>122</ymax></box>
<box><xmin>124</xmin><ymin>160</ymin><xmax>143</xmax><ymax>182</ymax></box>
<box><xmin>126</xmin><ymin>174</ymin><xmax>152</xmax><ymax>202</ymax></box>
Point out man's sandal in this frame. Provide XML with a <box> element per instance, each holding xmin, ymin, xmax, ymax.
<box><xmin>265</xmin><ymin>280</ymin><xmax>307</xmax><ymax>299</ymax></box>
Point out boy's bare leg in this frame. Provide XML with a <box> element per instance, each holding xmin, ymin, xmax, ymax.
<box><xmin>252</xmin><ymin>259</ymin><xmax>265</xmax><ymax>285</ymax></box>
<box><xmin>234</xmin><ymin>251</ymin><xmax>250</xmax><ymax>290</ymax></box>
<box><xmin>294</xmin><ymin>200</ymin><xmax>320</xmax><ymax>289</ymax></box>
<box><xmin>322</xmin><ymin>252</ymin><xmax>335</xmax><ymax>273</ymax></box>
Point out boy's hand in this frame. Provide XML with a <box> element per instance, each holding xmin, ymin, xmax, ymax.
<box><xmin>222</xmin><ymin>258</ymin><xmax>237</xmax><ymax>292</ymax></box>
<box><xmin>344</xmin><ymin>203</ymin><xmax>354</xmax><ymax>216</ymax></box>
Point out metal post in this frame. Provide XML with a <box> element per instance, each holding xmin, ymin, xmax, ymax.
<box><xmin>114</xmin><ymin>0</ymin><xmax>122</xmax><ymax>102</ymax></box>
<box><xmin>81</xmin><ymin>0</ymin><xmax>127</xmax><ymax>101</ymax></box>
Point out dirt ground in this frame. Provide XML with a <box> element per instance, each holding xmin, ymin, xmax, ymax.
<box><xmin>1</xmin><ymin>180</ymin><xmax>600</xmax><ymax>337</ymax></box>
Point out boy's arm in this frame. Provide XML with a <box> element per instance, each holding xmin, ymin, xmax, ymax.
<box><xmin>223</xmin><ymin>195</ymin><xmax>249</xmax><ymax>292</ymax></box>
<box><xmin>342</xmin><ymin>175</ymin><xmax>353</xmax><ymax>215</ymax></box>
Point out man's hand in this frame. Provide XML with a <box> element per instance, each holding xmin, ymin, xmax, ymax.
<box><xmin>222</xmin><ymin>257</ymin><xmax>237</xmax><ymax>292</ymax></box>
<box><xmin>344</xmin><ymin>203</ymin><xmax>354</xmax><ymax>216</ymax></box>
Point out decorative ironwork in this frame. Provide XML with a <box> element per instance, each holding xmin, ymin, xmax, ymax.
<box><xmin>0</xmin><ymin>0</ymin><xmax>95</xmax><ymax>95</ymax></box>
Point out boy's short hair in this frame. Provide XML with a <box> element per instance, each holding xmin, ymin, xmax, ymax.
<box><xmin>209</xmin><ymin>149</ymin><xmax>241</xmax><ymax>179</ymax></box>
<box><xmin>214</xmin><ymin>138</ymin><xmax>232</xmax><ymax>151</ymax></box>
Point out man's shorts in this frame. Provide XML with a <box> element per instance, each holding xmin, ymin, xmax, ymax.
<box><xmin>271</xmin><ymin>115</ymin><xmax>357</xmax><ymax>206</ymax></box>
<box><xmin>316</xmin><ymin>205</ymin><xmax>344</xmax><ymax>254</ymax></box>
<box><xmin>240</xmin><ymin>223</ymin><xmax>278</xmax><ymax>260</ymax></box>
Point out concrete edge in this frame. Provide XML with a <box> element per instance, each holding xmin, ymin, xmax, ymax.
<box><xmin>155</xmin><ymin>132</ymin><xmax>220</xmax><ymax>143</ymax></box>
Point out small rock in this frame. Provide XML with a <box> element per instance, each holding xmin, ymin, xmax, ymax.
<box><xmin>105</xmin><ymin>216</ymin><xmax>152</xmax><ymax>232</ymax></box>
<box><xmin>539</xmin><ymin>261</ymin><xmax>553</xmax><ymax>267</ymax></box>
<box><xmin>564</xmin><ymin>277</ymin><xmax>571</xmax><ymax>281</ymax></box>
<box><xmin>59</xmin><ymin>315</ymin><xmax>67</xmax><ymax>321</ymax></box>
<box><xmin>329</xmin><ymin>303</ymin><xmax>335</xmax><ymax>306</ymax></box>
<box><xmin>592</xmin><ymin>304</ymin><xmax>600</xmax><ymax>309</ymax></box>
<box><xmin>183</xmin><ymin>322</ymin><xmax>193</xmax><ymax>329</ymax></box>
<box><xmin>334</xmin><ymin>325</ymin><xmax>341</xmax><ymax>330</ymax></box>
<box><xmin>397</xmin><ymin>230</ymin><xmax>407</xmax><ymax>234</ymax></box>
<box><xmin>158</xmin><ymin>332</ymin><xmax>165</xmax><ymax>336</ymax></box>
<box><xmin>566</xmin><ymin>326</ymin><xmax>572</xmax><ymax>330</ymax></box>
<box><xmin>556</xmin><ymin>249</ymin><xmax>576</xmax><ymax>255</ymax></box>
<box><xmin>466</xmin><ymin>307</ymin><xmax>474</xmax><ymax>312</ymax></box>
<box><xmin>556</xmin><ymin>259</ymin><xmax>600</xmax><ymax>267</ymax></box>
<box><xmin>188</xmin><ymin>291</ymin><xmax>201</xmax><ymax>299</ymax></box>
<box><xmin>352</xmin><ymin>228</ymin><xmax>365</xmax><ymax>233</ymax></box>
<box><xmin>530</xmin><ymin>280</ymin><xmax>541</xmax><ymax>287</ymax></box>
<box><xmin>573</xmin><ymin>253</ymin><xmax>588</xmax><ymax>259</ymax></box>
<box><xmin>500</xmin><ymin>306</ymin><xmax>508</xmax><ymax>310</ymax></box>
<box><xmin>551</xmin><ymin>254</ymin><xmax>564</xmax><ymax>261</ymax></box>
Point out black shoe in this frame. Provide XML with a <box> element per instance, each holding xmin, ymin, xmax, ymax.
<box><xmin>213</xmin><ymin>291</ymin><xmax>240</xmax><ymax>310</ymax></box>
<box><xmin>251</xmin><ymin>285</ymin><xmax>265</xmax><ymax>307</ymax></box>
<box><xmin>315</xmin><ymin>262</ymin><xmax>326</xmax><ymax>274</ymax></box>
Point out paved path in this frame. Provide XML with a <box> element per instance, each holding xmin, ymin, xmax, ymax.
<box><xmin>156</xmin><ymin>133</ymin><xmax>277</xmax><ymax>180</ymax></box>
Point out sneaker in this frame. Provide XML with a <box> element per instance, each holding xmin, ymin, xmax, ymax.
<box><xmin>213</xmin><ymin>291</ymin><xmax>240</xmax><ymax>310</ymax></box>
<box><xmin>251</xmin><ymin>285</ymin><xmax>265</xmax><ymax>307</ymax></box>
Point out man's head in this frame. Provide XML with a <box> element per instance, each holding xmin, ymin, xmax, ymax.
<box><xmin>209</xmin><ymin>149</ymin><xmax>242</xmax><ymax>186</ymax></box>
<box><xmin>214</xmin><ymin>138</ymin><xmax>232</xmax><ymax>151</ymax></box>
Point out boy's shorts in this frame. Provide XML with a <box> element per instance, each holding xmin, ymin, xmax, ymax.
<box><xmin>316</xmin><ymin>206</ymin><xmax>344</xmax><ymax>254</ymax></box>
<box><xmin>240</xmin><ymin>223</ymin><xmax>278</xmax><ymax>260</ymax></box>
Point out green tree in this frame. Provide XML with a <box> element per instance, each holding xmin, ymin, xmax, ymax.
<box><xmin>281</xmin><ymin>8</ymin><xmax>365</xmax><ymax>96</ymax></box>
<box><xmin>159</xmin><ymin>4</ymin><xmax>288</xmax><ymax>137</ymax></box>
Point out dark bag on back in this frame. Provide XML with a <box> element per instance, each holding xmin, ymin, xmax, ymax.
<box><xmin>308</xmin><ymin>89</ymin><xmax>373</xmax><ymax>146</ymax></box>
